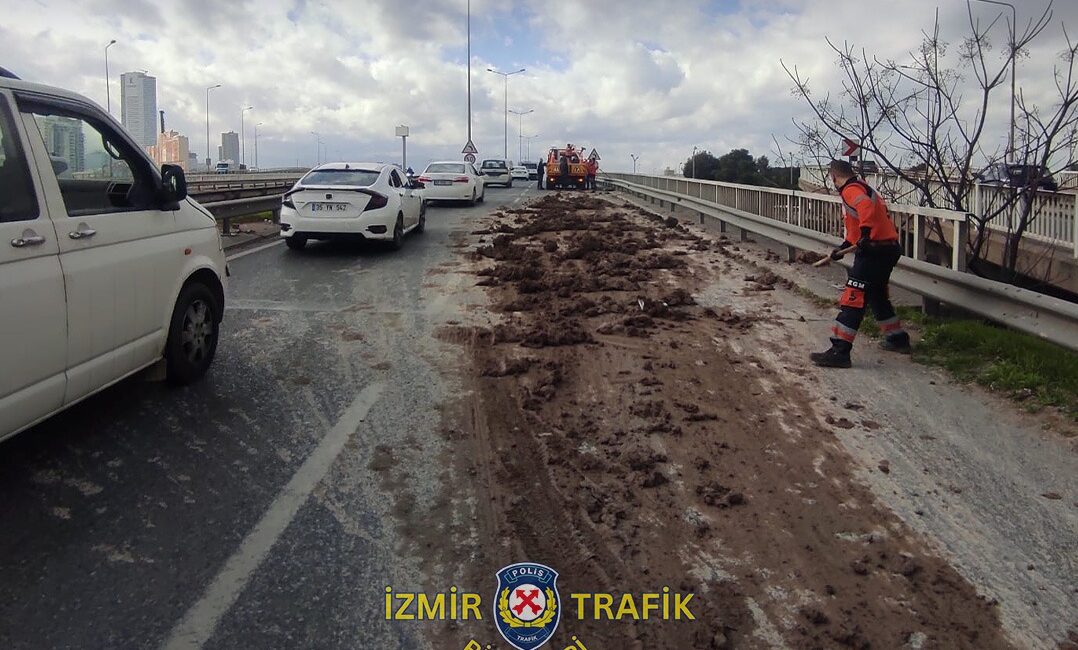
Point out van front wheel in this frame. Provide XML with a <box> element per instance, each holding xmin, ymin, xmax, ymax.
<box><xmin>165</xmin><ymin>283</ymin><xmax>220</xmax><ymax>385</ymax></box>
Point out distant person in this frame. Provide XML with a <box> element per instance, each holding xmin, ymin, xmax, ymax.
<box><xmin>558</xmin><ymin>155</ymin><xmax>569</xmax><ymax>188</ymax></box>
<box><xmin>810</xmin><ymin>159</ymin><xmax>910</xmax><ymax>368</ymax></box>
<box><xmin>585</xmin><ymin>157</ymin><xmax>598</xmax><ymax>191</ymax></box>
<box><xmin>537</xmin><ymin>158</ymin><xmax>545</xmax><ymax>189</ymax></box>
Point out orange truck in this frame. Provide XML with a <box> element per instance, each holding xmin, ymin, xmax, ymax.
<box><xmin>544</xmin><ymin>144</ymin><xmax>588</xmax><ymax>189</ymax></box>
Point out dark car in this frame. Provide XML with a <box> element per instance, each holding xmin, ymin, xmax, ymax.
<box><xmin>978</xmin><ymin>163</ymin><xmax>1059</xmax><ymax>192</ymax></box>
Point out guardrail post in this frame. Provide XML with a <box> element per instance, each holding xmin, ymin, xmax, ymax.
<box><xmin>786</xmin><ymin>192</ymin><xmax>792</xmax><ymax>224</ymax></box>
<box><xmin>797</xmin><ymin>194</ymin><xmax>803</xmax><ymax>228</ymax></box>
<box><xmin>952</xmin><ymin>218</ymin><xmax>969</xmax><ymax>271</ymax></box>
<box><xmin>1073</xmin><ymin>191</ymin><xmax>1078</xmax><ymax>258</ymax></box>
<box><xmin>221</xmin><ymin>215</ymin><xmax>232</xmax><ymax>236</ymax></box>
<box><xmin>740</xmin><ymin>225</ymin><xmax>750</xmax><ymax>242</ymax></box>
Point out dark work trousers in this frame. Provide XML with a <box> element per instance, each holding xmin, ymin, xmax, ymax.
<box><xmin>830</xmin><ymin>244</ymin><xmax>908</xmax><ymax>352</ymax></box>
<box><xmin>537</xmin><ymin>167</ymin><xmax>544</xmax><ymax>189</ymax></box>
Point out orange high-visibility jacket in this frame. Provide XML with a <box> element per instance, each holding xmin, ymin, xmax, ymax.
<box><xmin>839</xmin><ymin>179</ymin><xmax>898</xmax><ymax>244</ymax></box>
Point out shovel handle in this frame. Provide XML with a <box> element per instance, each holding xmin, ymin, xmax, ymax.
<box><xmin>812</xmin><ymin>244</ymin><xmax>858</xmax><ymax>267</ymax></box>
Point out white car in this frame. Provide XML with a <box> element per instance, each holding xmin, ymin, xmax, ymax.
<box><xmin>0</xmin><ymin>71</ymin><xmax>227</xmax><ymax>442</ymax></box>
<box><xmin>510</xmin><ymin>166</ymin><xmax>529</xmax><ymax>181</ymax></box>
<box><xmin>479</xmin><ymin>158</ymin><xmax>513</xmax><ymax>187</ymax></box>
<box><xmin>418</xmin><ymin>161</ymin><xmax>487</xmax><ymax>205</ymax></box>
<box><xmin>279</xmin><ymin>163</ymin><xmax>425</xmax><ymax>250</ymax></box>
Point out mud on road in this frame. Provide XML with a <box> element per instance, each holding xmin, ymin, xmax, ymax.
<box><xmin>390</xmin><ymin>193</ymin><xmax>1016</xmax><ymax>648</ymax></box>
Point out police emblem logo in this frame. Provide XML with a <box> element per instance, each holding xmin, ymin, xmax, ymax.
<box><xmin>494</xmin><ymin>563</ymin><xmax>561</xmax><ymax>650</ymax></box>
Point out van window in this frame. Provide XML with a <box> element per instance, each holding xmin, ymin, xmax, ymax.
<box><xmin>23</xmin><ymin>103</ymin><xmax>156</xmax><ymax>216</ymax></box>
<box><xmin>0</xmin><ymin>97</ymin><xmax>39</xmax><ymax>223</ymax></box>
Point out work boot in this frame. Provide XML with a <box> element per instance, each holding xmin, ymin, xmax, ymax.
<box><xmin>809</xmin><ymin>347</ymin><xmax>852</xmax><ymax>368</ymax></box>
<box><xmin>879</xmin><ymin>335</ymin><xmax>912</xmax><ymax>354</ymax></box>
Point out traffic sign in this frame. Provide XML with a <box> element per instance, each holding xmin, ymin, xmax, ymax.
<box><xmin>841</xmin><ymin>137</ymin><xmax>860</xmax><ymax>157</ymax></box>
<box><xmin>588</xmin><ymin>149</ymin><xmax>600</xmax><ymax>161</ymax></box>
<box><xmin>461</xmin><ymin>140</ymin><xmax>478</xmax><ymax>155</ymax></box>
<box><xmin>464</xmin><ymin>153</ymin><xmax>476</xmax><ymax>163</ymax></box>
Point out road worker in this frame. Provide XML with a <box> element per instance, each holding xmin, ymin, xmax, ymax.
<box><xmin>537</xmin><ymin>157</ymin><xmax>545</xmax><ymax>190</ymax></box>
<box><xmin>585</xmin><ymin>157</ymin><xmax>599</xmax><ymax>191</ymax></box>
<box><xmin>810</xmin><ymin>159</ymin><xmax>911</xmax><ymax>368</ymax></box>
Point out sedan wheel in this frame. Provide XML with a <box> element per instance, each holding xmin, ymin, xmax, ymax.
<box><xmin>390</xmin><ymin>215</ymin><xmax>405</xmax><ymax>250</ymax></box>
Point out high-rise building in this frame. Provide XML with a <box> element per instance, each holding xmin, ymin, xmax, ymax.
<box><xmin>219</xmin><ymin>131</ymin><xmax>239</xmax><ymax>163</ymax></box>
<box><xmin>39</xmin><ymin>116</ymin><xmax>85</xmax><ymax>175</ymax></box>
<box><xmin>147</xmin><ymin>130</ymin><xmax>191</xmax><ymax>171</ymax></box>
<box><xmin>120</xmin><ymin>71</ymin><xmax>158</xmax><ymax>149</ymax></box>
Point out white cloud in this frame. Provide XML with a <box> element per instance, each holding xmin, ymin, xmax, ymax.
<box><xmin>2</xmin><ymin>0</ymin><xmax>1072</xmax><ymax>172</ymax></box>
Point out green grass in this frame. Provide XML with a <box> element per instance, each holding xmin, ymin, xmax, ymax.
<box><xmin>912</xmin><ymin>319</ymin><xmax>1078</xmax><ymax>420</ymax></box>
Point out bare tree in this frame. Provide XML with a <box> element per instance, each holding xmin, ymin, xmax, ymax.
<box><xmin>781</xmin><ymin>1</ymin><xmax>1076</xmax><ymax>284</ymax></box>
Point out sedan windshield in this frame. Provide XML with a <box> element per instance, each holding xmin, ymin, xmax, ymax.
<box><xmin>426</xmin><ymin>163</ymin><xmax>465</xmax><ymax>174</ymax></box>
<box><xmin>300</xmin><ymin>169</ymin><xmax>380</xmax><ymax>186</ymax></box>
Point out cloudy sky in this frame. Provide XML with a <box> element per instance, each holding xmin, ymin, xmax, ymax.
<box><xmin>3</xmin><ymin>0</ymin><xmax>1072</xmax><ymax>172</ymax></box>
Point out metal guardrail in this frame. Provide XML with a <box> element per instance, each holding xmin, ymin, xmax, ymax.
<box><xmin>601</xmin><ymin>174</ymin><xmax>1078</xmax><ymax>351</ymax></box>
<box><xmin>200</xmin><ymin>194</ymin><xmax>282</xmax><ymax>236</ymax></box>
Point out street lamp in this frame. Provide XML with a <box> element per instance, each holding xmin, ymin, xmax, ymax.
<box><xmin>104</xmin><ymin>40</ymin><xmax>117</xmax><ymax>114</ymax></box>
<box><xmin>254</xmin><ymin>122</ymin><xmax>263</xmax><ymax>170</ymax></box>
<box><xmin>522</xmin><ymin>134</ymin><xmax>539</xmax><ymax>161</ymax></box>
<box><xmin>240</xmin><ymin>105</ymin><xmax>253</xmax><ymax>168</ymax></box>
<box><xmin>631</xmin><ymin>154</ymin><xmax>640</xmax><ymax>174</ymax></box>
<box><xmin>396</xmin><ymin>125</ymin><xmax>410</xmax><ymax>170</ymax></box>
<box><xmin>487</xmin><ymin>67</ymin><xmax>526</xmax><ymax>159</ymax></box>
<box><xmin>509</xmin><ymin>108</ymin><xmax>533</xmax><ymax>163</ymax></box>
<box><xmin>691</xmin><ymin>146</ymin><xmax>697</xmax><ymax>178</ymax></box>
<box><xmin>205</xmin><ymin>84</ymin><xmax>221</xmax><ymax>171</ymax></box>
<box><xmin>973</xmin><ymin>0</ymin><xmax>1017</xmax><ymax>162</ymax></box>
<box><xmin>310</xmin><ymin>131</ymin><xmax>321</xmax><ymax>166</ymax></box>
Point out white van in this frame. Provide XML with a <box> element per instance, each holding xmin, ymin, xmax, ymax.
<box><xmin>0</xmin><ymin>72</ymin><xmax>227</xmax><ymax>442</ymax></box>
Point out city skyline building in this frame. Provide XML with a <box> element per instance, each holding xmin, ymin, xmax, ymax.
<box><xmin>120</xmin><ymin>71</ymin><xmax>158</xmax><ymax>149</ymax></box>
<box><xmin>39</xmin><ymin>115</ymin><xmax>85</xmax><ymax>175</ymax></box>
<box><xmin>218</xmin><ymin>130</ymin><xmax>239</xmax><ymax>163</ymax></box>
<box><xmin>147</xmin><ymin>129</ymin><xmax>191</xmax><ymax>171</ymax></box>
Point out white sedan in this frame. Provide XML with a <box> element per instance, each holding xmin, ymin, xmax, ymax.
<box><xmin>418</xmin><ymin>161</ymin><xmax>487</xmax><ymax>205</ymax></box>
<box><xmin>510</xmin><ymin>166</ymin><xmax>529</xmax><ymax>181</ymax></box>
<box><xmin>279</xmin><ymin>162</ymin><xmax>425</xmax><ymax>250</ymax></box>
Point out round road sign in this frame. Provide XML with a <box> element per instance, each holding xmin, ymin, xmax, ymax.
<box><xmin>464</xmin><ymin>153</ymin><xmax>476</xmax><ymax>163</ymax></box>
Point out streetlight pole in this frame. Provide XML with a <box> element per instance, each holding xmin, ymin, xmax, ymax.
<box><xmin>240</xmin><ymin>105</ymin><xmax>253</xmax><ymax>169</ymax></box>
<box><xmin>310</xmin><ymin>131</ymin><xmax>320</xmax><ymax>166</ymax></box>
<box><xmin>522</xmin><ymin>134</ymin><xmax>539</xmax><ymax>161</ymax></box>
<box><xmin>104</xmin><ymin>40</ymin><xmax>116</xmax><ymax>114</ymax></box>
<box><xmin>631</xmin><ymin>154</ymin><xmax>640</xmax><ymax>174</ymax></box>
<box><xmin>254</xmin><ymin>122</ymin><xmax>263</xmax><ymax>170</ymax></box>
<box><xmin>205</xmin><ymin>84</ymin><xmax>221</xmax><ymax>171</ymax></box>
<box><xmin>973</xmin><ymin>0</ymin><xmax>1017</xmax><ymax>162</ymax></box>
<box><xmin>487</xmin><ymin>68</ymin><xmax>526</xmax><ymax>159</ymax></box>
<box><xmin>691</xmin><ymin>145</ymin><xmax>697</xmax><ymax>178</ymax></box>
<box><xmin>466</xmin><ymin>0</ymin><xmax>472</xmax><ymax>149</ymax></box>
<box><xmin>509</xmin><ymin>108</ymin><xmax>533</xmax><ymax>163</ymax></box>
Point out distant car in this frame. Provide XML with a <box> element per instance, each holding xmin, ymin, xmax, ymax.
<box><xmin>977</xmin><ymin>163</ymin><xmax>1059</xmax><ymax>192</ymax></box>
<box><xmin>510</xmin><ymin>166</ymin><xmax>529</xmax><ymax>181</ymax></box>
<box><xmin>279</xmin><ymin>162</ymin><xmax>425</xmax><ymax>251</ymax></box>
<box><xmin>479</xmin><ymin>158</ymin><xmax>513</xmax><ymax>187</ymax></box>
<box><xmin>522</xmin><ymin>162</ymin><xmax>538</xmax><ymax>180</ymax></box>
<box><xmin>418</xmin><ymin>161</ymin><xmax>487</xmax><ymax>205</ymax></box>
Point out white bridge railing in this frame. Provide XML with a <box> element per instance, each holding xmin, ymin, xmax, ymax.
<box><xmin>799</xmin><ymin>165</ymin><xmax>1078</xmax><ymax>255</ymax></box>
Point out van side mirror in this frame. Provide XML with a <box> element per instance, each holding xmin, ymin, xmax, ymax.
<box><xmin>160</xmin><ymin>164</ymin><xmax>188</xmax><ymax>204</ymax></box>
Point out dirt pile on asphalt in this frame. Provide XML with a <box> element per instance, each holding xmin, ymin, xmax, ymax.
<box><xmin>420</xmin><ymin>193</ymin><xmax>1012</xmax><ymax>649</ymax></box>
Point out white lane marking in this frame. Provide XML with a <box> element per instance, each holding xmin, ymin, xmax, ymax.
<box><xmin>225</xmin><ymin>239</ymin><xmax>283</xmax><ymax>261</ymax></box>
<box><xmin>161</xmin><ymin>381</ymin><xmax>386</xmax><ymax>650</ymax></box>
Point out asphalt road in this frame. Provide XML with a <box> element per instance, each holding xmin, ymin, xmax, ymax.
<box><xmin>0</xmin><ymin>185</ymin><xmax>533</xmax><ymax>650</ymax></box>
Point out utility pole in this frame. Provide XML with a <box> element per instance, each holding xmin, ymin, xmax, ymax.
<box><xmin>631</xmin><ymin>154</ymin><xmax>640</xmax><ymax>174</ymax></box>
<box><xmin>240</xmin><ymin>105</ymin><xmax>253</xmax><ymax>168</ymax></box>
<box><xmin>310</xmin><ymin>131</ymin><xmax>320</xmax><ymax>166</ymax></box>
<box><xmin>104</xmin><ymin>40</ymin><xmax>116</xmax><ymax>114</ymax></box>
<box><xmin>254</xmin><ymin>122</ymin><xmax>263</xmax><ymax>170</ymax></box>
<box><xmin>205</xmin><ymin>84</ymin><xmax>221</xmax><ymax>171</ymax></box>
<box><xmin>509</xmin><ymin>108</ymin><xmax>533</xmax><ymax>162</ymax></box>
<box><xmin>488</xmin><ymin>68</ymin><xmax>526</xmax><ymax>159</ymax></box>
<box><xmin>466</xmin><ymin>0</ymin><xmax>471</xmax><ymax>149</ymax></box>
<box><xmin>396</xmin><ymin>125</ymin><xmax>410</xmax><ymax>170</ymax></box>
<box><xmin>691</xmin><ymin>146</ymin><xmax>697</xmax><ymax>178</ymax></box>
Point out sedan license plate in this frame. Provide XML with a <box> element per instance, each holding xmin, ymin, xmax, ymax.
<box><xmin>310</xmin><ymin>202</ymin><xmax>349</xmax><ymax>212</ymax></box>
<box><xmin>433</xmin><ymin>180</ymin><xmax>453</xmax><ymax>186</ymax></box>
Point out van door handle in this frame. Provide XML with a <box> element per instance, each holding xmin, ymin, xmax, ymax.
<box><xmin>68</xmin><ymin>228</ymin><xmax>97</xmax><ymax>240</ymax></box>
<box><xmin>10</xmin><ymin>234</ymin><xmax>46</xmax><ymax>248</ymax></box>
